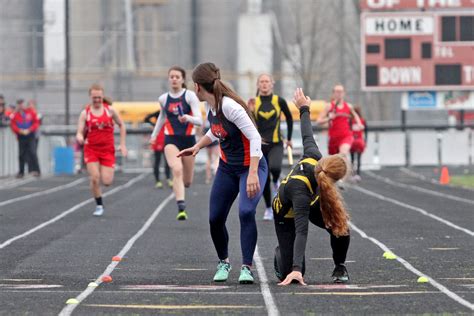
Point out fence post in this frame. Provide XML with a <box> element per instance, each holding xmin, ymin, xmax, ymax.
<box><xmin>437</xmin><ymin>131</ymin><xmax>443</xmax><ymax>167</ymax></box>
<box><xmin>469</xmin><ymin>128</ymin><xmax>473</xmax><ymax>166</ymax></box>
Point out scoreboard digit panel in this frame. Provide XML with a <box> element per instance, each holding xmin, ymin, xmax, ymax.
<box><xmin>361</xmin><ymin>11</ymin><xmax>474</xmax><ymax>91</ymax></box>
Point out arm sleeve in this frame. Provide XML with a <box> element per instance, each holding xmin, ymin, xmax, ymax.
<box><xmin>222</xmin><ymin>100</ymin><xmax>262</xmax><ymax>158</ymax></box>
<box><xmin>205</xmin><ymin>128</ymin><xmax>219</xmax><ymax>142</ymax></box>
<box><xmin>300</xmin><ymin>107</ymin><xmax>322</xmax><ymax>160</ymax></box>
<box><xmin>287</xmin><ymin>180</ymin><xmax>312</xmax><ymax>272</ymax></box>
<box><xmin>29</xmin><ymin>112</ymin><xmax>39</xmax><ymax>132</ymax></box>
<box><xmin>10</xmin><ymin>116</ymin><xmax>20</xmax><ymax>134</ymax></box>
<box><xmin>280</xmin><ymin>98</ymin><xmax>293</xmax><ymax>141</ymax></box>
<box><xmin>151</xmin><ymin>107</ymin><xmax>166</xmax><ymax>139</ymax></box>
<box><xmin>185</xmin><ymin>92</ymin><xmax>203</xmax><ymax>126</ymax></box>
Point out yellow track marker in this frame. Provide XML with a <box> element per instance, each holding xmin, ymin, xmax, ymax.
<box><xmin>66</xmin><ymin>298</ymin><xmax>79</xmax><ymax>305</ymax></box>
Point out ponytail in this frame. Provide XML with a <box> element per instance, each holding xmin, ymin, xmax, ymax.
<box><xmin>315</xmin><ymin>155</ymin><xmax>350</xmax><ymax>237</ymax></box>
<box><xmin>193</xmin><ymin>62</ymin><xmax>256</xmax><ymax>125</ymax></box>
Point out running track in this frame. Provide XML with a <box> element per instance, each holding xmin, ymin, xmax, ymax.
<box><xmin>0</xmin><ymin>168</ymin><xmax>472</xmax><ymax>315</ymax></box>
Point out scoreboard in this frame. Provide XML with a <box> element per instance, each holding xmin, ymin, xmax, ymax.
<box><xmin>360</xmin><ymin>1</ymin><xmax>474</xmax><ymax>91</ymax></box>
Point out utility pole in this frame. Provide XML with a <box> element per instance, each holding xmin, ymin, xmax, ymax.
<box><xmin>339</xmin><ymin>0</ymin><xmax>346</xmax><ymax>86</ymax></box>
<box><xmin>64</xmin><ymin>0</ymin><xmax>70</xmax><ymax>126</ymax></box>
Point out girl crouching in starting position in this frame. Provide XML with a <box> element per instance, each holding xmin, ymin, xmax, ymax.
<box><xmin>273</xmin><ymin>88</ymin><xmax>351</xmax><ymax>285</ymax></box>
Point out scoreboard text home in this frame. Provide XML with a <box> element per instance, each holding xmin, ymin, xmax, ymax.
<box><xmin>360</xmin><ymin>2</ymin><xmax>474</xmax><ymax>91</ymax></box>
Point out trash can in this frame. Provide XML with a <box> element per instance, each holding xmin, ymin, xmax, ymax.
<box><xmin>54</xmin><ymin>146</ymin><xmax>75</xmax><ymax>175</ymax></box>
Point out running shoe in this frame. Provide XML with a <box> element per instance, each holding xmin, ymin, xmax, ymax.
<box><xmin>239</xmin><ymin>266</ymin><xmax>254</xmax><ymax>284</ymax></box>
<box><xmin>155</xmin><ymin>181</ymin><xmax>163</xmax><ymax>189</ymax></box>
<box><xmin>213</xmin><ymin>260</ymin><xmax>231</xmax><ymax>282</ymax></box>
<box><xmin>176</xmin><ymin>210</ymin><xmax>188</xmax><ymax>221</ymax></box>
<box><xmin>15</xmin><ymin>173</ymin><xmax>24</xmax><ymax>179</ymax></box>
<box><xmin>167</xmin><ymin>179</ymin><xmax>173</xmax><ymax>188</ymax></box>
<box><xmin>93</xmin><ymin>205</ymin><xmax>104</xmax><ymax>217</ymax></box>
<box><xmin>263</xmin><ymin>207</ymin><xmax>274</xmax><ymax>221</ymax></box>
<box><xmin>332</xmin><ymin>264</ymin><xmax>349</xmax><ymax>283</ymax></box>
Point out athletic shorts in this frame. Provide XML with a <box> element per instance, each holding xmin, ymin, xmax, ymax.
<box><xmin>84</xmin><ymin>145</ymin><xmax>115</xmax><ymax>168</ymax></box>
<box><xmin>165</xmin><ymin>135</ymin><xmax>196</xmax><ymax>151</ymax></box>
<box><xmin>351</xmin><ymin>138</ymin><xmax>366</xmax><ymax>153</ymax></box>
<box><xmin>328</xmin><ymin>134</ymin><xmax>354</xmax><ymax>155</ymax></box>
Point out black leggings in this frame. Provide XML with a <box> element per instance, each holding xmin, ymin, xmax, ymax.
<box><xmin>262</xmin><ymin>142</ymin><xmax>284</xmax><ymax>208</ymax></box>
<box><xmin>18</xmin><ymin>134</ymin><xmax>40</xmax><ymax>174</ymax></box>
<box><xmin>153</xmin><ymin>151</ymin><xmax>170</xmax><ymax>181</ymax></box>
<box><xmin>351</xmin><ymin>152</ymin><xmax>362</xmax><ymax>175</ymax></box>
<box><xmin>273</xmin><ymin>208</ymin><xmax>350</xmax><ymax>281</ymax></box>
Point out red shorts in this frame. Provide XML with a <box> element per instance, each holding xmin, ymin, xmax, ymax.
<box><xmin>84</xmin><ymin>145</ymin><xmax>115</xmax><ymax>168</ymax></box>
<box><xmin>351</xmin><ymin>138</ymin><xmax>366</xmax><ymax>153</ymax></box>
<box><xmin>328</xmin><ymin>134</ymin><xmax>354</xmax><ymax>155</ymax></box>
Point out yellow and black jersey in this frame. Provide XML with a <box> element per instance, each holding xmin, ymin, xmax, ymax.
<box><xmin>272</xmin><ymin>106</ymin><xmax>323</xmax><ymax>221</ymax></box>
<box><xmin>273</xmin><ymin>157</ymin><xmax>320</xmax><ymax>219</ymax></box>
<box><xmin>254</xmin><ymin>94</ymin><xmax>293</xmax><ymax>144</ymax></box>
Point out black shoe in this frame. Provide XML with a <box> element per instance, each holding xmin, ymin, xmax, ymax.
<box><xmin>16</xmin><ymin>173</ymin><xmax>24</xmax><ymax>179</ymax></box>
<box><xmin>332</xmin><ymin>264</ymin><xmax>349</xmax><ymax>283</ymax></box>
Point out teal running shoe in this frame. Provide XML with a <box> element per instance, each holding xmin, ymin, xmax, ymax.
<box><xmin>213</xmin><ymin>260</ymin><xmax>231</xmax><ymax>282</ymax></box>
<box><xmin>239</xmin><ymin>266</ymin><xmax>254</xmax><ymax>284</ymax></box>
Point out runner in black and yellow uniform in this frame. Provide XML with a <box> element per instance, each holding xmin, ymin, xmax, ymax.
<box><xmin>272</xmin><ymin>88</ymin><xmax>351</xmax><ymax>286</ymax></box>
<box><xmin>255</xmin><ymin>74</ymin><xmax>293</xmax><ymax>221</ymax></box>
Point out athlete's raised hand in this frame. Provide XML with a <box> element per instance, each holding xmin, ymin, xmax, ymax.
<box><xmin>177</xmin><ymin>145</ymin><xmax>200</xmax><ymax>157</ymax></box>
<box><xmin>293</xmin><ymin>88</ymin><xmax>311</xmax><ymax>109</ymax></box>
<box><xmin>278</xmin><ymin>271</ymin><xmax>307</xmax><ymax>286</ymax></box>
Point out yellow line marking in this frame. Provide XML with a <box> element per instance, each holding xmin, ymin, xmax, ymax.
<box><xmin>84</xmin><ymin>304</ymin><xmax>264</xmax><ymax>310</ymax></box>
<box><xmin>288</xmin><ymin>291</ymin><xmax>439</xmax><ymax>296</ymax></box>
<box><xmin>429</xmin><ymin>248</ymin><xmax>460</xmax><ymax>251</ymax></box>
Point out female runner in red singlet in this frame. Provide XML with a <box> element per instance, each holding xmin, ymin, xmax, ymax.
<box><xmin>76</xmin><ymin>84</ymin><xmax>128</xmax><ymax>216</ymax></box>
<box><xmin>317</xmin><ymin>84</ymin><xmax>363</xmax><ymax>156</ymax></box>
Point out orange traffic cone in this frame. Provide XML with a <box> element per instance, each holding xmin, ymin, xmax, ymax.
<box><xmin>439</xmin><ymin>166</ymin><xmax>450</xmax><ymax>185</ymax></box>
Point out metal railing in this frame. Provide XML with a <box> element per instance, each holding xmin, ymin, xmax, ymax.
<box><xmin>1</xmin><ymin>123</ymin><xmax>473</xmax><ymax>177</ymax></box>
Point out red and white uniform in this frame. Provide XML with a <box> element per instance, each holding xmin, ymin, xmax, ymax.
<box><xmin>328</xmin><ymin>101</ymin><xmax>353</xmax><ymax>155</ymax></box>
<box><xmin>351</xmin><ymin>117</ymin><xmax>366</xmax><ymax>154</ymax></box>
<box><xmin>83</xmin><ymin>103</ymin><xmax>115</xmax><ymax>167</ymax></box>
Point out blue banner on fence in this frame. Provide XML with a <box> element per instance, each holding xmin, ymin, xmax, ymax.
<box><xmin>408</xmin><ymin>91</ymin><xmax>437</xmax><ymax>109</ymax></box>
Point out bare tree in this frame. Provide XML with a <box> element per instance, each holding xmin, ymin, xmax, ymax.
<box><xmin>271</xmin><ymin>0</ymin><xmax>336</xmax><ymax>98</ymax></box>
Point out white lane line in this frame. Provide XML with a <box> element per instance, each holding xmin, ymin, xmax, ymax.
<box><xmin>58</xmin><ymin>193</ymin><xmax>174</xmax><ymax>316</ymax></box>
<box><xmin>365</xmin><ymin>171</ymin><xmax>474</xmax><ymax>205</ymax></box>
<box><xmin>399</xmin><ymin>167</ymin><xmax>474</xmax><ymax>192</ymax></box>
<box><xmin>0</xmin><ymin>177</ymin><xmax>36</xmax><ymax>190</ymax></box>
<box><xmin>254</xmin><ymin>246</ymin><xmax>280</xmax><ymax>316</ymax></box>
<box><xmin>351</xmin><ymin>185</ymin><xmax>474</xmax><ymax>237</ymax></box>
<box><xmin>0</xmin><ymin>178</ymin><xmax>86</xmax><ymax>208</ymax></box>
<box><xmin>0</xmin><ymin>173</ymin><xmax>148</xmax><ymax>250</ymax></box>
<box><xmin>349</xmin><ymin>221</ymin><xmax>474</xmax><ymax>311</ymax></box>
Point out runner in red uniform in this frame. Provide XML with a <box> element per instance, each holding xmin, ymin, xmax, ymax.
<box><xmin>317</xmin><ymin>84</ymin><xmax>363</xmax><ymax>156</ymax></box>
<box><xmin>76</xmin><ymin>84</ymin><xmax>128</xmax><ymax>216</ymax></box>
<box><xmin>350</xmin><ymin>106</ymin><xmax>367</xmax><ymax>182</ymax></box>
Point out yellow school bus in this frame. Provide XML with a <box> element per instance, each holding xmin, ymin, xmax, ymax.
<box><xmin>285</xmin><ymin>100</ymin><xmax>326</xmax><ymax>121</ymax></box>
<box><xmin>112</xmin><ymin>100</ymin><xmax>326</xmax><ymax>125</ymax></box>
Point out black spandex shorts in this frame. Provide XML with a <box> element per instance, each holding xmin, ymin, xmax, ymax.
<box><xmin>165</xmin><ymin>135</ymin><xmax>196</xmax><ymax>151</ymax></box>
